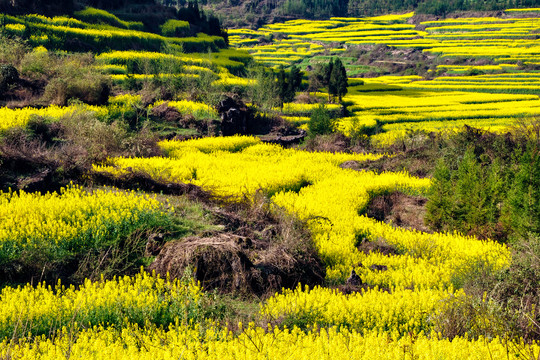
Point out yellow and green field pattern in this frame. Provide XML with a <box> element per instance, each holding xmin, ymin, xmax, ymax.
<box><xmin>0</xmin><ymin>136</ymin><xmax>518</xmax><ymax>358</ymax></box>
<box><xmin>337</xmin><ymin>79</ymin><xmax>540</xmax><ymax>146</ymax></box>
<box><xmin>0</xmin><ymin>185</ymin><xmax>169</xmax><ymax>265</ymax></box>
<box><xmin>230</xmin><ymin>10</ymin><xmax>540</xmax><ymax>68</ymax></box>
<box><xmin>94</xmin><ymin>135</ymin><xmax>508</xmax><ymax>296</ymax></box>
<box><xmin>0</xmin><ymin>11</ymin><xmax>252</xmax><ymax>89</ymax></box>
<box><xmin>0</xmin><ymin>94</ymin><xmax>225</xmax><ymax>132</ymax></box>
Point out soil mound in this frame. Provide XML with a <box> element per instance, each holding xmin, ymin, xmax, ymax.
<box><xmin>364</xmin><ymin>191</ymin><xmax>430</xmax><ymax>233</ymax></box>
<box><xmin>357</xmin><ymin>238</ymin><xmax>399</xmax><ymax>256</ymax></box>
<box><xmin>149</xmin><ymin>230</ymin><xmax>325</xmax><ymax>296</ymax></box>
<box><xmin>149</xmin><ymin>200</ymin><xmax>326</xmax><ymax>297</ymax></box>
<box><xmin>92</xmin><ymin>169</ymin><xmax>213</xmax><ymax>201</ymax></box>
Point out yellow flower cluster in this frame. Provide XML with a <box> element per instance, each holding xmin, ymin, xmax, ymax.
<box><xmin>437</xmin><ymin>64</ymin><xmax>518</xmax><ymax>73</ymax></box>
<box><xmin>151</xmin><ymin>100</ymin><xmax>218</xmax><ymax>120</ymax></box>
<box><xmin>505</xmin><ymin>7</ymin><xmax>540</xmax><ymax>12</ymax></box>
<box><xmin>280</xmin><ymin>102</ymin><xmax>341</xmax><ymax>115</ymax></box>
<box><xmin>5</xmin><ymin>23</ymin><xmax>25</xmax><ymax>35</ymax></box>
<box><xmin>272</xmin><ymin>167</ymin><xmax>508</xmax><ymax>284</ymax></box>
<box><xmin>339</xmin><ymin>86</ymin><xmax>540</xmax><ymax>145</ymax></box>
<box><xmin>372</xmin><ymin>117</ymin><xmax>522</xmax><ymax>147</ymax></box>
<box><xmin>96</xmin><ymin>51</ymin><xmax>212</xmax><ymax>67</ymax></box>
<box><xmin>261</xmin><ymin>285</ymin><xmax>453</xmax><ymax>335</ymax></box>
<box><xmin>0</xmin><ymin>271</ymin><xmax>202</xmax><ymax>339</ymax></box>
<box><xmin>109</xmin><ymin>73</ymin><xmax>199</xmax><ymax>84</ymax></box>
<box><xmin>402</xmin><ymin>74</ymin><xmax>540</xmax><ymax>94</ymax></box>
<box><xmin>1</xmin><ymin>135</ymin><xmax>517</xmax><ymax>357</ymax></box>
<box><xmin>94</xmin><ymin>64</ymin><xmax>128</xmax><ymax>74</ymax></box>
<box><xmin>0</xmin><ymin>185</ymin><xmax>166</xmax><ymax>264</ymax></box>
<box><xmin>214</xmin><ymin>70</ymin><xmax>254</xmax><ymax>87</ymax></box>
<box><xmin>95</xmin><ymin>137</ymin><xmax>382</xmax><ymax>200</ymax></box>
<box><xmin>2</xmin><ymin>322</ymin><xmax>534</xmax><ymax>359</ymax></box>
<box><xmin>160</xmin><ymin>135</ymin><xmax>261</xmax><ymax>154</ymax></box>
<box><xmin>0</xmin><ymin>104</ymin><xmax>108</xmax><ymax>132</ymax></box>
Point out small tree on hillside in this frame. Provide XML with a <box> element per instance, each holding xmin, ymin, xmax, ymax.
<box><xmin>286</xmin><ymin>65</ymin><xmax>302</xmax><ymax>101</ymax></box>
<box><xmin>276</xmin><ymin>65</ymin><xmax>287</xmax><ymax>109</ymax></box>
<box><xmin>248</xmin><ymin>64</ymin><xmax>279</xmax><ymax>114</ymax></box>
<box><xmin>329</xmin><ymin>58</ymin><xmax>348</xmax><ymax>102</ymax></box>
<box><xmin>308</xmin><ymin>58</ymin><xmax>347</xmax><ymax>102</ymax></box>
<box><xmin>276</xmin><ymin>65</ymin><xmax>303</xmax><ymax>109</ymax></box>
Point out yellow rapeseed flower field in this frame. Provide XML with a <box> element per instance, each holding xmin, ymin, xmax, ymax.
<box><xmin>0</xmin><ymin>185</ymin><xmax>167</xmax><ymax>264</ymax></box>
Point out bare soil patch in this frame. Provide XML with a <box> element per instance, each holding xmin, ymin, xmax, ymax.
<box><xmin>364</xmin><ymin>191</ymin><xmax>430</xmax><ymax>233</ymax></box>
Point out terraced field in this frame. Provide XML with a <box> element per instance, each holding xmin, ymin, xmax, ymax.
<box><xmin>230</xmin><ymin>11</ymin><xmax>540</xmax><ymax>69</ymax></box>
<box><xmin>230</xmin><ymin>9</ymin><xmax>540</xmax><ymax>146</ymax></box>
<box><xmin>1</xmin><ymin>6</ymin><xmax>540</xmax><ymax>360</ymax></box>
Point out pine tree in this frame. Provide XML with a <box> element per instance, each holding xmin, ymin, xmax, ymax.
<box><xmin>454</xmin><ymin>148</ymin><xmax>486</xmax><ymax>234</ymax></box>
<box><xmin>308</xmin><ymin>103</ymin><xmax>332</xmax><ymax>136</ymax></box>
<box><xmin>335</xmin><ymin>58</ymin><xmax>348</xmax><ymax>101</ymax></box>
<box><xmin>329</xmin><ymin>58</ymin><xmax>347</xmax><ymax>102</ymax></box>
<box><xmin>285</xmin><ymin>65</ymin><xmax>302</xmax><ymax>103</ymax></box>
<box><xmin>324</xmin><ymin>58</ymin><xmax>333</xmax><ymax>101</ymax></box>
<box><xmin>506</xmin><ymin>143</ymin><xmax>540</xmax><ymax>238</ymax></box>
<box><xmin>276</xmin><ymin>65</ymin><xmax>287</xmax><ymax>109</ymax></box>
<box><xmin>425</xmin><ymin>158</ymin><xmax>454</xmax><ymax>232</ymax></box>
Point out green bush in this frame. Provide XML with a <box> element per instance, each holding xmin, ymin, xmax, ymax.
<box><xmin>308</xmin><ymin>104</ymin><xmax>333</xmax><ymax>136</ymax></box>
<box><xmin>0</xmin><ymin>64</ymin><xmax>19</xmax><ymax>93</ymax></box>
<box><xmin>42</xmin><ymin>57</ymin><xmax>111</xmax><ymax>106</ymax></box>
<box><xmin>20</xmin><ymin>50</ymin><xmax>51</xmax><ymax>79</ymax></box>
<box><xmin>74</xmin><ymin>7</ymin><xmax>144</xmax><ymax>30</ymax></box>
<box><xmin>161</xmin><ymin>19</ymin><xmax>190</xmax><ymax>37</ymax></box>
<box><xmin>0</xmin><ymin>36</ymin><xmax>28</xmax><ymax>66</ymax></box>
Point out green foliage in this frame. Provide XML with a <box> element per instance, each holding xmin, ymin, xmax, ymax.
<box><xmin>0</xmin><ymin>36</ymin><xmax>27</xmax><ymax>66</ymax></box>
<box><xmin>177</xmin><ymin>0</ymin><xmax>228</xmax><ymax>44</ymax></box>
<box><xmin>41</xmin><ymin>56</ymin><xmax>110</xmax><ymax>106</ymax></box>
<box><xmin>504</xmin><ymin>144</ymin><xmax>540</xmax><ymax>239</ymax></box>
<box><xmin>308</xmin><ymin>103</ymin><xmax>333</xmax><ymax>136</ymax></box>
<box><xmin>74</xmin><ymin>7</ymin><xmax>144</xmax><ymax>30</ymax></box>
<box><xmin>329</xmin><ymin>58</ymin><xmax>348</xmax><ymax>102</ymax></box>
<box><xmin>0</xmin><ymin>64</ymin><xmax>18</xmax><ymax>93</ymax></box>
<box><xmin>161</xmin><ymin>19</ymin><xmax>190</xmax><ymax>37</ymax></box>
<box><xmin>276</xmin><ymin>65</ymin><xmax>303</xmax><ymax>107</ymax></box>
<box><xmin>0</xmin><ymin>269</ymin><xmax>227</xmax><ymax>341</ymax></box>
<box><xmin>207</xmin><ymin>48</ymin><xmax>251</xmax><ymax>75</ymax></box>
<box><xmin>2</xmin><ymin>14</ymin><xmax>225</xmax><ymax>53</ymax></box>
<box><xmin>423</xmin><ymin>126</ymin><xmax>540</xmax><ymax>242</ymax></box>
<box><xmin>308</xmin><ymin>58</ymin><xmax>348</xmax><ymax>102</ymax></box>
<box><xmin>437</xmin><ymin>234</ymin><xmax>540</xmax><ymax>345</ymax></box>
<box><xmin>247</xmin><ymin>64</ymin><xmax>279</xmax><ymax>113</ymax></box>
<box><xmin>424</xmin><ymin>159</ymin><xmax>453</xmax><ymax>232</ymax></box>
<box><xmin>425</xmin><ymin>147</ymin><xmax>507</xmax><ymax>239</ymax></box>
<box><xmin>280</xmin><ymin>0</ymin><xmax>349</xmax><ymax>19</ymax></box>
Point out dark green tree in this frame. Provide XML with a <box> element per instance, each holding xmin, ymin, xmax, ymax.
<box><xmin>324</xmin><ymin>58</ymin><xmax>333</xmax><ymax>89</ymax></box>
<box><xmin>329</xmin><ymin>58</ymin><xmax>348</xmax><ymax>102</ymax></box>
<box><xmin>424</xmin><ymin>158</ymin><xmax>454</xmax><ymax>232</ymax></box>
<box><xmin>425</xmin><ymin>146</ymin><xmax>508</xmax><ymax>240</ymax></box>
<box><xmin>285</xmin><ymin>65</ymin><xmax>302</xmax><ymax>102</ymax></box>
<box><xmin>505</xmin><ymin>143</ymin><xmax>540</xmax><ymax>238</ymax></box>
<box><xmin>276</xmin><ymin>65</ymin><xmax>287</xmax><ymax>109</ymax></box>
<box><xmin>276</xmin><ymin>65</ymin><xmax>303</xmax><ymax>108</ymax></box>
